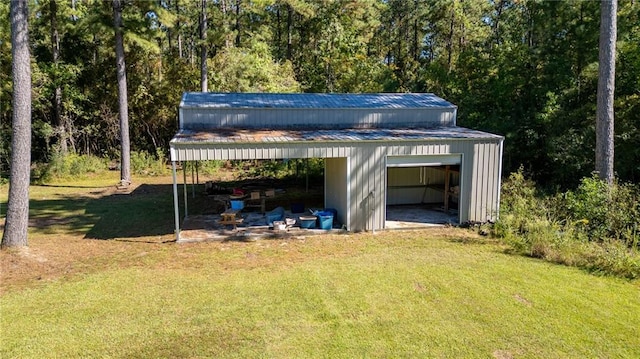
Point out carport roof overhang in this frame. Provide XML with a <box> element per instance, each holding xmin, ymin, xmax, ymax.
<box><xmin>169</xmin><ymin>126</ymin><xmax>503</xmax><ymax>161</ymax></box>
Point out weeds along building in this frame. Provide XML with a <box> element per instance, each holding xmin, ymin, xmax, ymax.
<box><xmin>170</xmin><ymin>92</ymin><xmax>503</xmax><ymax>240</ymax></box>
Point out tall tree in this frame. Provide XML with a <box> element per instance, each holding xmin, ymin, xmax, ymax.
<box><xmin>176</xmin><ymin>0</ymin><xmax>183</xmax><ymax>57</ymax></box>
<box><xmin>49</xmin><ymin>0</ymin><xmax>67</xmax><ymax>153</ymax></box>
<box><xmin>596</xmin><ymin>0</ymin><xmax>617</xmax><ymax>184</ymax></box>
<box><xmin>2</xmin><ymin>0</ymin><xmax>32</xmax><ymax>248</ymax></box>
<box><xmin>113</xmin><ymin>0</ymin><xmax>131</xmax><ymax>186</ymax></box>
<box><xmin>200</xmin><ymin>0</ymin><xmax>208</xmax><ymax>92</ymax></box>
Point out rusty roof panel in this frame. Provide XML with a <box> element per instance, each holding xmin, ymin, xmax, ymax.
<box><xmin>171</xmin><ymin>127</ymin><xmax>503</xmax><ymax>145</ymax></box>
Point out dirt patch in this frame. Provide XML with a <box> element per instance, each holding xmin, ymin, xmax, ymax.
<box><xmin>1</xmin><ymin>175</ymin><xmax>483</xmax><ymax>295</ymax></box>
<box><xmin>513</xmin><ymin>293</ymin><xmax>533</xmax><ymax>307</ymax></box>
<box><xmin>0</xmin><ymin>233</ymin><xmax>175</xmax><ymax>295</ymax></box>
<box><xmin>492</xmin><ymin>350</ymin><xmax>514</xmax><ymax>359</ymax></box>
<box><xmin>0</xmin><ymin>227</ymin><xmax>481</xmax><ymax>295</ymax></box>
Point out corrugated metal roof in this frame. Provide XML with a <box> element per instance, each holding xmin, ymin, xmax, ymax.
<box><xmin>170</xmin><ymin>126</ymin><xmax>503</xmax><ymax>145</ymax></box>
<box><xmin>180</xmin><ymin>92</ymin><xmax>455</xmax><ymax>109</ymax></box>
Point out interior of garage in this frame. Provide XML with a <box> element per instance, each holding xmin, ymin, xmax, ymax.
<box><xmin>385</xmin><ymin>165</ymin><xmax>460</xmax><ymax>228</ymax></box>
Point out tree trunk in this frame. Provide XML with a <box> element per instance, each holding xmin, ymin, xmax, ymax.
<box><xmin>412</xmin><ymin>0</ymin><xmax>419</xmax><ymax>62</ymax></box>
<box><xmin>113</xmin><ymin>0</ymin><xmax>131</xmax><ymax>186</ymax></box>
<box><xmin>235</xmin><ymin>0</ymin><xmax>241</xmax><ymax>47</ymax></box>
<box><xmin>492</xmin><ymin>0</ymin><xmax>504</xmax><ymax>48</ymax></box>
<box><xmin>596</xmin><ymin>0</ymin><xmax>617</xmax><ymax>185</ymax></box>
<box><xmin>3</xmin><ymin>0</ymin><xmax>32</xmax><ymax>248</ymax></box>
<box><xmin>446</xmin><ymin>1</ymin><xmax>456</xmax><ymax>72</ymax></box>
<box><xmin>221</xmin><ymin>0</ymin><xmax>231</xmax><ymax>49</ymax></box>
<box><xmin>200</xmin><ymin>0</ymin><xmax>208</xmax><ymax>92</ymax></box>
<box><xmin>50</xmin><ymin>0</ymin><xmax>67</xmax><ymax>154</ymax></box>
<box><xmin>275</xmin><ymin>6</ymin><xmax>281</xmax><ymax>58</ymax></box>
<box><xmin>286</xmin><ymin>4</ymin><xmax>293</xmax><ymax>60</ymax></box>
<box><xmin>176</xmin><ymin>0</ymin><xmax>183</xmax><ymax>58</ymax></box>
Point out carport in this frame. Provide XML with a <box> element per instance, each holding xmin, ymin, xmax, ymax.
<box><xmin>169</xmin><ymin>93</ymin><xmax>503</xmax><ymax>241</ymax></box>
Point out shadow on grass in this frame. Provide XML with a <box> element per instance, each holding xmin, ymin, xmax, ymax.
<box><xmin>26</xmin><ymin>184</ymin><xmax>184</xmax><ymax>240</ymax></box>
<box><xmin>26</xmin><ymin>178</ymin><xmax>325</xmax><ymax>241</ymax></box>
<box><xmin>36</xmin><ymin>184</ymin><xmax>114</xmax><ymax>189</ymax></box>
<box><xmin>84</xmin><ymin>184</ymin><xmax>180</xmax><ymax>240</ymax></box>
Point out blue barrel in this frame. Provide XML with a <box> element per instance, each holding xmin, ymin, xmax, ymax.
<box><xmin>316</xmin><ymin>211</ymin><xmax>334</xmax><ymax>230</ymax></box>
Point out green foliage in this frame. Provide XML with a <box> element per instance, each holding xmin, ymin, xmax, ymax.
<box><xmin>3</xmin><ymin>0</ymin><xmax>640</xmax><ymax>188</ymax></box>
<box><xmin>582</xmin><ymin>240</ymin><xmax>640</xmax><ymax>279</ymax></box>
<box><xmin>238</xmin><ymin>159</ymin><xmax>324</xmax><ymax>181</ymax></box>
<box><xmin>130</xmin><ymin>148</ymin><xmax>167</xmax><ymax>176</ymax></box>
<box><xmin>493</xmin><ymin>167</ymin><xmax>550</xmax><ymax>244</ymax></box>
<box><xmin>210</xmin><ymin>40</ymin><xmax>301</xmax><ymax>93</ymax></box>
<box><xmin>187</xmin><ymin>160</ymin><xmax>224</xmax><ymax>177</ymax></box>
<box><xmin>34</xmin><ymin>151</ymin><xmax>109</xmax><ymax>183</ymax></box>
<box><xmin>564</xmin><ymin>176</ymin><xmax>640</xmax><ymax>244</ymax></box>
<box><xmin>495</xmin><ymin>169</ymin><xmax>640</xmax><ymax>279</ymax></box>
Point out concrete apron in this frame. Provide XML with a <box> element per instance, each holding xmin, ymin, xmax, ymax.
<box><xmin>178</xmin><ymin>205</ymin><xmax>457</xmax><ymax>242</ymax></box>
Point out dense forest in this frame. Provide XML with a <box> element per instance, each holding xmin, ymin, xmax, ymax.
<box><xmin>1</xmin><ymin>0</ymin><xmax>638</xmax><ymax>188</ymax></box>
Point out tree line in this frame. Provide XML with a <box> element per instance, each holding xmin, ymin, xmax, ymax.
<box><xmin>1</xmin><ymin>0</ymin><xmax>638</xmax><ymax>187</ymax></box>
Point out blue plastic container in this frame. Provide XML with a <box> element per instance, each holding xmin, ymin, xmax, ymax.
<box><xmin>230</xmin><ymin>200</ymin><xmax>244</xmax><ymax>210</ymax></box>
<box><xmin>323</xmin><ymin>208</ymin><xmax>338</xmax><ymax>218</ymax></box>
<box><xmin>299</xmin><ymin>216</ymin><xmax>317</xmax><ymax>229</ymax></box>
<box><xmin>316</xmin><ymin>211</ymin><xmax>334</xmax><ymax>230</ymax></box>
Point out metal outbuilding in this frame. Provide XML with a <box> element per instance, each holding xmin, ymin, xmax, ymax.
<box><xmin>169</xmin><ymin>92</ymin><xmax>503</xmax><ymax>241</ymax></box>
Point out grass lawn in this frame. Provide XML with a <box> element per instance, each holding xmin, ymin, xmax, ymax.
<box><xmin>1</xmin><ymin>173</ymin><xmax>639</xmax><ymax>358</ymax></box>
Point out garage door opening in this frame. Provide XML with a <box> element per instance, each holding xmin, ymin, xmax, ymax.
<box><xmin>385</xmin><ymin>155</ymin><xmax>461</xmax><ymax>228</ymax></box>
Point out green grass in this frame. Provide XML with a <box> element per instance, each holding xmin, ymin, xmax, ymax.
<box><xmin>2</xmin><ymin>236</ymin><xmax>640</xmax><ymax>358</ymax></box>
<box><xmin>1</xmin><ymin>174</ymin><xmax>640</xmax><ymax>358</ymax></box>
<box><xmin>2</xmin><ymin>173</ymin><xmax>178</xmax><ymax>240</ymax></box>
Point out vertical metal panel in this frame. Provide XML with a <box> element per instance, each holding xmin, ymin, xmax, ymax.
<box><xmin>496</xmin><ymin>140</ymin><xmax>504</xmax><ymax>220</ymax></box>
<box><xmin>387</xmin><ymin>167</ymin><xmax>420</xmax><ymax>205</ymax></box>
<box><xmin>386</xmin><ymin>167</ymin><xmax>452</xmax><ymax>205</ymax></box>
<box><xmin>485</xmin><ymin>144</ymin><xmax>496</xmax><ymax>221</ymax></box>
<box><xmin>352</xmin><ymin>146</ymin><xmax>364</xmax><ymax>231</ymax></box>
<box><xmin>348</xmin><ymin>147</ymin><xmax>360</xmax><ymax>231</ymax></box>
<box><xmin>170</xmin><ymin>137</ymin><xmax>503</xmax><ymax>229</ymax></box>
<box><xmin>477</xmin><ymin>142</ymin><xmax>488</xmax><ymax>221</ymax></box>
<box><xmin>325</xmin><ymin>158</ymin><xmax>349</xmax><ymax>227</ymax></box>
<box><xmin>486</xmin><ymin>141</ymin><xmax>503</xmax><ymax>221</ymax></box>
<box><xmin>180</xmin><ymin>107</ymin><xmax>457</xmax><ymax>130</ymax></box>
<box><xmin>373</xmin><ymin>146</ymin><xmax>386</xmax><ymax>230</ymax></box>
<box><xmin>344</xmin><ymin>144</ymin><xmax>386</xmax><ymax>231</ymax></box>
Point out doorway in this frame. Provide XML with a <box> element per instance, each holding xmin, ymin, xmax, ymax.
<box><xmin>385</xmin><ymin>155</ymin><xmax>461</xmax><ymax>228</ymax></box>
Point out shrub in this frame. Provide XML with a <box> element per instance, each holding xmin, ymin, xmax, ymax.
<box><xmin>235</xmin><ymin>159</ymin><xmax>324</xmax><ymax>181</ymax></box>
<box><xmin>581</xmin><ymin>240</ymin><xmax>640</xmax><ymax>279</ymax></box>
<box><xmin>34</xmin><ymin>151</ymin><xmax>108</xmax><ymax>182</ymax></box>
<box><xmin>495</xmin><ymin>168</ymin><xmax>640</xmax><ymax>279</ymax></box>
<box><xmin>493</xmin><ymin>167</ymin><xmax>550</xmax><ymax>240</ymax></box>
<box><xmin>195</xmin><ymin>160</ymin><xmax>224</xmax><ymax>176</ymax></box>
<box><xmin>130</xmin><ymin>148</ymin><xmax>167</xmax><ymax>176</ymax></box>
<box><xmin>564</xmin><ymin>175</ymin><xmax>640</xmax><ymax>244</ymax></box>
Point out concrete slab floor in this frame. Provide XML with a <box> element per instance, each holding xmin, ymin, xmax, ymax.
<box><xmin>385</xmin><ymin>204</ymin><xmax>458</xmax><ymax>229</ymax></box>
<box><xmin>179</xmin><ymin>204</ymin><xmax>457</xmax><ymax>242</ymax></box>
<box><xmin>179</xmin><ymin>210</ymin><xmax>344</xmax><ymax>243</ymax></box>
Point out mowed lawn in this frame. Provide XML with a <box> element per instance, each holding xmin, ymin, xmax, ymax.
<box><xmin>1</xmin><ymin>174</ymin><xmax>639</xmax><ymax>358</ymax></box>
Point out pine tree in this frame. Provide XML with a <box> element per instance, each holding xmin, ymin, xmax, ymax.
<box><xmin>2</xmin><ymin>0</ymin><xmax>32</xmax><ymax>248</ymax></box>
<box><xmin>595</xmin><ymin>0</ymin><xmax>617</xmax><ymax>184</ymax></box>
<box><xmin>113</xmin><ymin>0</ymin><xmax>131</xmax><ymax>186</ymax></box>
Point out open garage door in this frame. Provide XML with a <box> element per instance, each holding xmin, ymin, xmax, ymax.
<box><xmin>386</xmin><ymin>155</ymin><xmax>462</xmax><ymax>228</ymax></box>
<box><xmin>386</xmin><ymin>154</ymin><xmax>462</xmax><ymax>167</ymax></box>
